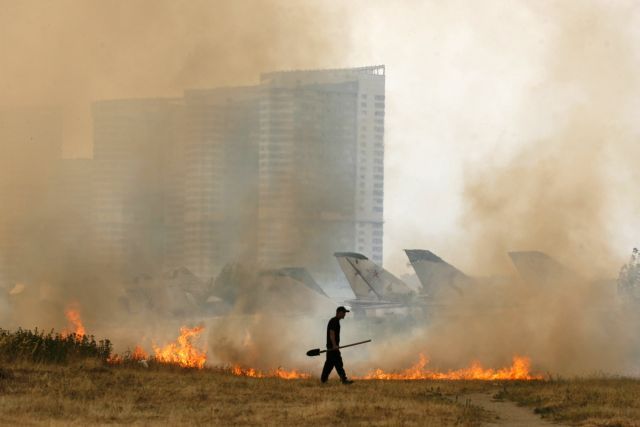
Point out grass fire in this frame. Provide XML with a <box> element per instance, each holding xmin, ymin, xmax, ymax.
<box><xmin>2</xmin><ymin>324</ymin><xmax>640</xmax><ymax>426</ymax></box>
<box><xmin>3</xmin><ymin>1</ymin><xmax>640</xmax><ymax>425</ymax></box>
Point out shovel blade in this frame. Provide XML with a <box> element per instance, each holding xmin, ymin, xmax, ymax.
<box><xmin>306</xmin><ymin>348</ymin><xmax>321</xmax><ymax>357</ymax></box>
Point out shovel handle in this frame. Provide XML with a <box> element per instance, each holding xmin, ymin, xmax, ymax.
<box><xmin>331</xmin><ymin>339</ymin><xmax>372</xmax><ymax>351</ymax></box>
<box><xmin>306</xmin><ymin>339</ymin><xmax>372</xmax><ymax>357</ymax></box>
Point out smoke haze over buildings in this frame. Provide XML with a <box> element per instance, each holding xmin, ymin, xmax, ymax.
<box><xmin>2</xmin><ymin>0</ymin><xmax>640</xmax><ymax>376</ymax></box>
<box><xmin>0</xmin><ymin>0</ymin><xmax>351</xmax><ymax>155</ymax></box>
<box><xmin>0</xmin><ymin>0</ymin><xmax>352</xmax><ymax>338</ymax></box>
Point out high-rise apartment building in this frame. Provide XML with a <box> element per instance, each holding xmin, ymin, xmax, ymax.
<box><xmin>257</xmin><ymin>66</ymin><xmax>385</xmax><ymax>280</ymax></box>
<box><xmin>182</xmin><ymin>87</ymin><xmax>259</xmax><ymax>278</ymax></box>
<box><xmin>92</xmin><ymin>99</ymin><xmax>183</xmax><ymax>275</ymax></box>
<box><xmin>89</xmin><ymin>65</ymin><xmax>385</xmax><ymax>282</ymax></box>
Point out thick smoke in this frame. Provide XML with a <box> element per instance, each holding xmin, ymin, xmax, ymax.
<box><xmin>369</xmin><ymin>1</ymin><xmax>640</xmax><ymax>376</ymax></box>
<box><xmin>462</xmin><ymin>1</ymin><xmax>639</xmax><ymax>276</ymax></box>
<box><xmin>3</xmin><ymin>1</ymin><xmax>640</xmax><ymax>377</ymax></box>
<box><xmin>0</xmin><ymin>0</ymin><xmax>350</xmax><ymax>155</ymax></box>
<box><xmin>0</xmin><ymin>1</ymin><xmax>351</xmax><ymax>347</ymax></box>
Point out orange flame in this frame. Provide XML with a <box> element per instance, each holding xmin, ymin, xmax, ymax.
<box><xmin>107</xmin><ymin>345</ymin><xmax>149</xmax><ymax>365</ymax></box>
<box><xmin>131</xmin><ymin>345</ymin><xmax>148</xmax><ymax>361</ymax></box>
<box><xmin>153</xmin><ymin>326</ymin><xmax>207</xmax><ymax>369</ymax></box>
<box><xmin>230</xmin><ymin>365</ymin><xmax>311</xmax><ymax>379</ymax></box>
<box><xmin>106</xmin><ymin>354</ymin><xmax>122</xmax><ymax>364</ymax></box>
<box><xmin>360</xmin><ymin>354</ymin><xmax>543</xmax><ymax>380</ymax></box>
<box><xmin>63</xmin><ymin>306</ymin><xmax>85</xmax><ymax>339</ymax></box>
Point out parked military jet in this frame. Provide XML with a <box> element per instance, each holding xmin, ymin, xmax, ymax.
<box><xmin>333</xmin><ymin>252</ymin><xmax>426</xmax><ymax>316</ymax></box>
<box><xmin>404</xmin><ymin>249</ymin><xmax>474</xmax><ymax>299</ymax></box>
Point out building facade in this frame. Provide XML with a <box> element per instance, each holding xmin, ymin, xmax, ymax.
<box><xmin>182</xmin><ymin>87</ymin><xmax>260</xmax><ymax>278</ymax></box>
<box><xmin>92</xmin><ymin>99</ymin><xmax>183</xmax><ymax>275</ymax></box>
<box><xmin>89</xmin><ymin>65</ymin><xmax>385</xmax><ymax>282</ymax></box>
<box><xmin>258</xmin><ymin>66</ymin><xmax>385</xmax><ymax>280</ymax></box>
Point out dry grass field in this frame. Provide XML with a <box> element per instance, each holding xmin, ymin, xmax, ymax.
<box><xmin>498</xmin><ymin>378</ymin><xmax>640</xmax><ymax>426</ymax></box>
<box><xmin>0</xmin><ymin>361</ymin><xmax>496</xmax><ymax>426</ymax></box>
<box><xmin>2</xmin><ymin>362</ymin><xmax>640</xmax><ymax>426</ymax></box>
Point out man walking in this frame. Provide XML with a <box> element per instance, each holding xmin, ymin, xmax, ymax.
<box><xmin>321</xmin><ymin>306</ymin><xmax>354</xmax><ymax>384</ymax></box>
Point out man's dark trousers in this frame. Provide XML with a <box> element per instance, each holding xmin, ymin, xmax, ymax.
<box><xmin>321</xmin><ymin>350</ymin><xmax>346</xmax><ymax>382</ymax></box>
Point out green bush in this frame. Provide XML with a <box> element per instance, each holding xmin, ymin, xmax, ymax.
<box><xmin>0</xmin><ymin>328</ymin><xmax>111</xmax><ymax>364</ymax></box>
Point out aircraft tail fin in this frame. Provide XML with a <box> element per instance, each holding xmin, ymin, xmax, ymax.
<box><xmin>404</xmin><ymin>249</ymin><xmax>470</xmax><ymax>298</ymax></box>
<box><xmin>334</xmin><ymin>252</ymin><xmax>412</xmax><ymax>300</ymax></box>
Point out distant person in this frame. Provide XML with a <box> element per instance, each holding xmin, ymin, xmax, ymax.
<box><xmin>321</xmin><ymin>306</ymin><xmax>354</xmax><ymax>384</ymax></box>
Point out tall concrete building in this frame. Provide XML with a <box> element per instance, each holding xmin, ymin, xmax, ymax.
<box><xmin>182</xmin><ymin>87</ymin><xmax>260</xmax><ymax>279</ymax></box>
<box><xmin>89</xmin><ymin>65</ymin><xmax>385</xmax><ymax>282</ymax></box>
<box><xmin>258</xmin><ymin>66</ymin><xmax>385</xmax><ymax>281</ymax></box>
<box><xmin>92</xmin><ymin>99</ymin><xmax>183</xmax><ymax>275</ymax></box>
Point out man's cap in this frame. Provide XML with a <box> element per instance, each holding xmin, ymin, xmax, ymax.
<box><xmin>336</xmin><ymin>306</ymin><xmax>350</xmax><ymax>313</ymax></box>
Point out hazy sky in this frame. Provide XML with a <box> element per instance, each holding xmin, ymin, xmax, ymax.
<box><xmin>2</xmin><ymin>0</ymin><xmax>640</xmax><ymax>276</ymax></box>
<box><xmin>344</xmin><ymin>1</ymin><xmax>640</xmax><ymax>275</ymax></box>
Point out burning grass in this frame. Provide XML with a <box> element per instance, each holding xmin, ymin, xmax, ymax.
<box><xmin>229</xmin><ymin>364</ymin><xmax>311</xmax><ymax>379</ymax></box>
<box><xmin>2</xmin><ymin>313</ymin><xmax>638</xmax><ymax>425</ymax></box>
<box><xmin>360</xmin><ymin>354</ymin><xmax>543</xmax><ymax>380</ymax></box>
<box><xmin>2</xmin><ymin>328</ymin><xmax>640</xmax><ymax>425</ymax></box>
<box><xmin>107</xmin><ymin>325</ymin><xmax>207</xmax><ymax>369</ymax></box>
<box><xmin>62</xmin><ymin>305</ymin><xmax>86</xmax><ymax>338</ymax></box>
<box><xmin>152</xmin><ymin>326</ymin><xmax>206</xmax><ymax>369</ymax></box>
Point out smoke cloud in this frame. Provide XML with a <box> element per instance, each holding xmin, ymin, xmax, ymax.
<box><xmin>0</xmin><ymin>0</ymin><xmax>351</xmax><ymax>343</ymax></box>
<box><xmin>3</xmin><ymin>0</ymin><xmax>640</xmax><ymax>378</ymax></box>
<box><xmin>0</xmin><ymin>0</ymin><xmax>351</xmax><ymax>155</ymax></box>
<box><xmin>362</xmin><ymin>1</ymin><xmax>640</xmax><ymax>376</ymax></box>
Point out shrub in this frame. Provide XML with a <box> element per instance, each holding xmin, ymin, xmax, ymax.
<box><xmin>0</xmin><ymin>328</ymin><xmax>111</xmax><ymax>364</ymax></box>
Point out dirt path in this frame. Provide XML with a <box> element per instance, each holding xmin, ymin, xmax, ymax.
<box><xmin>465</xmin><ymin>393</ymin><xmax>568</xmax><ymax>427</ymax></box>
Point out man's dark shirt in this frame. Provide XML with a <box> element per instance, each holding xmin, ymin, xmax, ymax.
<box><xmin>326</xmin><ymin>316</ymin><xmax>340</xmax><ymax>349</ymax></box>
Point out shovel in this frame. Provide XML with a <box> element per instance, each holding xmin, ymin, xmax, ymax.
<box><xmin>306</xmin><ymin>339</ymin><xmax>372</xmax><ymax>357</ymax></box>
